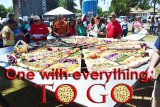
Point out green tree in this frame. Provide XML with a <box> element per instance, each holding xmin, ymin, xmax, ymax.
<box><xmin>0</xmin><ymin>5</ymin><xmax>7</xmax><ymax>18</ymax></box>
<box><xmin>98</xmin><ymin>6</ymin><xmax>102</xmax><ymax>15</ymax></box>
<box><xmin>75</xmin><ymin>9</ymin><xmax>82</xmax><ymax>13</ymax></box>
<box><xmin>58</xmin><ymin>0</ymin><xmax>68</xmax><ymax>9</ymax></box>
<box><xmin>66</xmin><ymin>0</ymin><xmax>77</xmax><ymax>12</ymax></box>
<box><xmin>46</xmin><ymin>0</ymin><xmax>59</xmax><ymax>11</ymax></box>
<box><xmin>130</xmin><ymin>0</ymin><xmax>151</xmax><ymax>10</ymax></box>
<box><xmin>58</xmin><ymin>0</ymin><xmax>77</xmax><ymax>12</ymax></box>
<box><xmin>108</xmin><ymin>0</ymin><xmax>130</xmax><ymax>16</ymax></box>
<box><xmin>152</xmin><ymin>0</ymin><xmax>160</xmax><ymax>15</ymax></box>
<box><xmin>129</xmin><ymin>0</ymin><xmax>160</xmax><ymax>15</ymax></box>
<box><xmin>6</xmin><ymin>6</ymin><xmax>13</xmax><ymax>13</ymax></box>
<box><xmin>139</xmin><ymin>1</ymin><xmax>151</xmax><ymax>10</ymax></box>
<box><xmin>101</xmin><ymin>11</ymin><xmax>108</xmax><ymax>17</ymax></box>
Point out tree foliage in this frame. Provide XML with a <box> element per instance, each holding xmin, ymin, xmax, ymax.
<box><xmin>46</xmin><ymin>0</ymin><xmax>59</xmax><ymax>11</ymax></box>
<box><xmin>66</xmin><ymin>0</ymin><xmax>77</xmax><ymax>12</ymax></box>
<box><xmin>46</xmin><ymin>0</ymin><xmax>77</xmax><ymax>12</ymax></box>
<box><xmin>0</xmin><ymin>5</ymin><xmax>8</xmax><ymax>18</ymax></box>
<box><xmin>58</xmin><ymin>0</ymin><xmax>68</xmax><ymax>9</ymax></box>
<box><xmin>6</xmin><ymin>6</ymin><xmax>13</xmax><ymax>13</ymax></box>
<box><xmin>108</xmin><ymin>0</ymin><xmax>130</xmax><ymax>16</ymax></box>
<box><xmin>101</xmin><ymin>11</ymin><xmax>108</xmax><ymax>17</ymax></box>
<box><xmin>98</xmin><ymin>6</ymin><xmax>102</xmax><ymax>15</ymax></box>
<box><xmin>129</xmin><ymin>0</ymin><xmax>151</xmax><ymax>9</ymax></box>
<box><xmin>75</xmin><ymin>9</ymin><xmax>82</xmax><ymax>13</ymax></box>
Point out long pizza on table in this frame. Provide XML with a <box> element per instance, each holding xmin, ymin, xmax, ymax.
<box><xmin>7</xmin><ymin>37</ymin><xmax>153</xmax><ymax>73</ymax></box>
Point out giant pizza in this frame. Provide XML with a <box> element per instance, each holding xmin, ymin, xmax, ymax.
<box><xmin>7</xmin><ymin>38</ymin><xmax>153</xmax><ymax>73</ymax></box>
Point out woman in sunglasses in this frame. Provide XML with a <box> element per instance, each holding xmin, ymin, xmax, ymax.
<box><xmin>1</xmin><ymin>19</ymin><xmax>16</xmax><ymax>47</ymax></box>
<box><xmin>29</xmin><ymin>15</ymin><xmax>49</xmax><ymax>42</ymax></box>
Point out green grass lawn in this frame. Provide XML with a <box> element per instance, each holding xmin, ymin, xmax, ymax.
<box><xmin>143</xmin><ymin>35</ymin><xmax>158</xmax><ymax>42</ymax></box>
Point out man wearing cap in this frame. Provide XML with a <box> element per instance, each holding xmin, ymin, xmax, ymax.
<box><xmin>53</xmin><ymin>15</ymin><xmax>69</xmax><ymax>37</ymax></box>
<box><xmin>29</xmin><ymin>15</ymin><xmax>49</xmax><ymax>42</ymax></box>
<box><xmin>106</xmin><ymin>12</ymin><xmax>122</xmax><ymax>39</ymax></box>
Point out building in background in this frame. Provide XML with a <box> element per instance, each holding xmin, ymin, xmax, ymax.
<box><xmin>130</xmin><ymin>7</ymin><xmax>159</xmax><ymax>18</ymax></box>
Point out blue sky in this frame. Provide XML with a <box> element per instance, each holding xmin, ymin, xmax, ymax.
<box><xmin>0</xmin><ymin>0</ymin><xmax>111</xmax><ymax>11</ymax></box>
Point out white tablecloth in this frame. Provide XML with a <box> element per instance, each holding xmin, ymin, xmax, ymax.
<box><xmin>0</xmin><ymin>42</ymin><xmax>155</xmax><ymax>107</ymax></box>
<box><xmin>122</xmin><ymin>34</ymin><xmax>147</xmax><ymax>41</ymax></box>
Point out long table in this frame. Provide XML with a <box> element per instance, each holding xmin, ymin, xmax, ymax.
<box><xmin>0</xmin><ymin>41</ymin><xmax>155</xmax><ymax>107</ymax></box>
<box><xmin>122</xmin><ymin>34</ymin><xmax>147</xmax><ymax>41</ymax></box>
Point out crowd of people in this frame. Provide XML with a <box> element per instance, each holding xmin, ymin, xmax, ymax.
<box><xmin>0</xmin><ymin>14</ymin><xmax>49</xmax><ymax>48</ymax></box>
<box><xmin>0</xmin><ymin>12</ymin><xmax>159</xmax><ymax>48</ymax></box>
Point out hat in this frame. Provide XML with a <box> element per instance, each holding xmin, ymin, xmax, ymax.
<box><xmin>19</xmin><ymin>17</ymin><xmax>24</xmax><ymax>21</ymax></box>
<box><xmin>23</xmin><ymin>16</ymin><xmax>28</xmax><ymax>22</ymax></box>
<box><xmin>109</xmin><ymin>12</ymin><xmax>116</xmax><ymax>18</ymax></box>
<box><xmin>33</xmin><ymin>15</ymin><xmax>40</xmax><ymax>20</ymax></box>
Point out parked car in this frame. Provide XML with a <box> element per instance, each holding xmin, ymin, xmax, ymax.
<box><xmin>147</xmin><ymin>15</ymin><xmax>160</xmax><ymax>22</ymax></box>
<box><xmin>129</xmin><ymin>16</ymin><xmax>146</xmax><ymax>23</ymax></box>
<box><xmin>117</xmin><ymin>16</ymin><xmax>127</xmax><ymax>22</ymax></box>
<box><xmin>128</xmin><ymin>17</ymin><xmax>135</xmax><ymax>23</ymax></box>
<box><xmin>141</xmin><ymin>17</ymin><xmax>147</xmax><ymax>23</ymax></box>
<box><xmin>44</xmin><ymin>20</ymin><xmax>50</xmax><ymax>27</ymax></box>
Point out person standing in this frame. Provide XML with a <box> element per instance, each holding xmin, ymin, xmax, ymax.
<box><xmin>134</xmin><ymin>16</ymin><xmax>143</xmax><ymax>33</ymax></box>
<box><xmin>106</xmin><ymin>12</ymin><xmax>122</xmax><ymax>39</ymax></box>
<box><xmin>149</xmin><ymin>16</ymin><xmax>155</xmax><ymax>35</ymax></box>
<box><xmin>1</xmin><ymin>19</ymin><xmax>16</xmax><ymax>47</ymax></box>
<box><xmin>53</xmin><ymin>15</ymin><xmax>69</xmax><ymax>37</ymax></box>
<box><xmin>154</xmin><ymin>17</ymin><xmax>159</xmax><ymax>35</ymax></box>
<box><xmin>121</xmin><ymin>18</ymin><xmax>129</xmax><ymax>37</ymax></box>
<box><xmin>29</xmin><ymin>15</ymin><xmax>49</xmax><ymax>42</ymax></box>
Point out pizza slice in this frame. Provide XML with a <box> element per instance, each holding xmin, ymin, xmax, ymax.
<box><xmin>8</xmin><ymin>47</ymin><xmax>80</xmax><ymax>72</ymax></box>
<box><xmin>43</xmin><ymin>50</ymin><xmax>81</xmax><ymax>73</ymax></box>
<box><xmin>84</xmin><ymin>58</ymin><xmax>127</xmax><ymax>72</ymax></box>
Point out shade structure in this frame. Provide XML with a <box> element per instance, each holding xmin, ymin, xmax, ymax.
<box><xmin>44</xmin><ymin>7</ymin><xmax>74</xmax><ymax>16</ymax></box>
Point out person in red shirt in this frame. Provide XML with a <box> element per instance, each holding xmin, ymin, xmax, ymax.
<box><xmin>29</xmin><ymin>15</ymin><xmax>49</xmax><ymax>42</ymax></box>
<box><xmin>68</xmin><ymin>19</ymin><xmax>76</xmax><ymax>36</ymax></box>
<box><xmin>106</xmin><ymin>13</ymin><xmax>122</xmax><ymax>39</ymax></box>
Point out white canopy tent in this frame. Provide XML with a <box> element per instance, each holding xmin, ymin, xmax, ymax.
<box><xmin>44</xmin><ymin>7</ymin><xmax>74</xmax><ymax>16</ymax></box>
